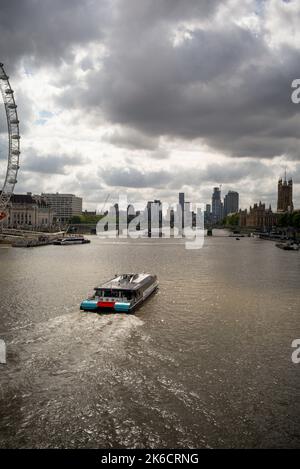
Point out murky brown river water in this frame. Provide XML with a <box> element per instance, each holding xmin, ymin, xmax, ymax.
<box><xmin>0</xmin><ymin>233</ymin><xmax>299</xmax><ymax>448</ymax></box>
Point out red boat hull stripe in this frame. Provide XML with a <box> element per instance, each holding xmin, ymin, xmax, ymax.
<box><xmin>97</xmin><ymin>301</ymin><xmax>115</xmax><ymax>308</ymax></box>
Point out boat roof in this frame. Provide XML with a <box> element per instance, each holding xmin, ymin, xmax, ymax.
<box><xmin>95</xmin><ymin>273</ymin><xmax>154</xmax><ymax>291</ymax></box>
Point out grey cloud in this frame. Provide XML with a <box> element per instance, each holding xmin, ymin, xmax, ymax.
<box><xmin>3</xmin><ymin>0</ymin><xmax>300</xmax><ymax>162</ymax></box>
<box><xmin>113</xmin><ymin>0</ymin><xmax>221</xmax><ymax>42</ymax></box>
<box><xmin>55</xmin><ymin>1</ymin><xmax>300</xmax><ymax>162</ymax></box>
<box><xmin>79</xmin><ymin>57</ymin><xmax>95</xmax><ymax>72</ymax></box>
<box><xmin>0</xmin><ymin>104</ymin><xmax>6</xmax><ymax>135</ymax></box>
<box><xmin>23</xmin><ymin>151</ymin><xmax>86</xmax><ymax>174</ymax></box>
<box><xmin>0</xmin><ymin>134</ymin><xmax>8</xmax><ymax>160</ymax></box>
<box><xmin>0</xmin><ymin>0</ymin><xmax>110</xmax><ymax>69</ymax></box>
<box><xmin>102</xmin><ymin>167</ymin><xmax>170</xmax><ymax>188</ymax></box>
<box><xmin>199</xmin><ymin>160</ymin><xmax>274</xmax><ymax>185</ymax></box>
<box><xmin>118</xmin><ymin>0</ymin><xmax>220</xmax><ymax>24</ymax></box>
<box><xmin>149</xmin><ymin>149</ymin><xmax>170</xmax><ymax>160</ymax></box>
<box><xmin>101</xmin><ymin>159</ymin><xmax>272</xmax><ymax>190</ymax></box>
<box><xmin>96</xmin><ymin>24</ymin><xmax>300</xmax><ymax>159</ymax></box>
<box><xmin>103</xmin><ymin>127</ymin><xmax>159</xmax><ymax>150</ymax></box>
<box><xmin>167</xmin><ymin>160</ymin><xmax>274</xmax><ymax>189</ymax></box>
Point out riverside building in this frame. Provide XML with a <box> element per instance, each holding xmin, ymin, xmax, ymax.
<box><xmin>239</xmin><ymin>202</ymin><xmax>278</xmax><ymax>230</ymax></box>
<box><xmin>42</xmin><ymin>193</ymin><xmax>82</xmax><ymax>224</ymax></box>
<box><xmin>2</xmin><ymin>193</ymin><xmax>54</xmax><ymax>229</ymax></box>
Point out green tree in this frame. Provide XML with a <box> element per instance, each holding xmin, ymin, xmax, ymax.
<box><xmin>224</xmin><ymin>213</ymin><xmax>239</xmax><ymax>226</ymax></box>
<box><xmin>69</xmin><ymin>214</ymin><xmax>105</xmax><ymax>224</ymax></box>
<box><xmin>291</xmin><ymin>212</ymin><xmax>300</xmax><ymax>228</ymax></box>
<box><xmin>70</xmin><ymin>215</ymin><xmax>82</xmax><ymax>224</ymax></box>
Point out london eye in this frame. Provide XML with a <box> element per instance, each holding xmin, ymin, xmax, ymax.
<box><xmin>0</xmin><ymin>63</ymin><xmax>20</xmax><ymax>222</ymax></box>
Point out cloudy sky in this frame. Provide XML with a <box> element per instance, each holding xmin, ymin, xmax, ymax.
<box><xmin>0</xmin><ymin>0</ymin><xmax>300</xmax><ymax>210</ymax></box>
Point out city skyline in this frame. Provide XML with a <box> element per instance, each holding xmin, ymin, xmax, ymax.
<box><xmin>0</xmin><ymin>1</ymin><xmax>300</xmax><ymax>212</ymax></box>
<box><xmin>4</xmin><ymin>171</ymin><xmax>296</xmax><ymax>217</ymax></box>
<box><xmin>4</xmin><ymin>171</ymin><xmax>296</xmax><ymax>232</ymax></box>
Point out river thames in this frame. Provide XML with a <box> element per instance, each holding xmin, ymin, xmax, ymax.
<box><xmin>0</xmin><ymin>233</ymin><xmax>299</xmax><ymax>448</ymax></box>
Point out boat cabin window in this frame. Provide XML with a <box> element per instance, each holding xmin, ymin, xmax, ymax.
<box><xmin>123</xmin><ymin>291</ymin><xmax>134</xmax><ymax>300</ymax></box>
<box><xmin>105</xmin><ymin>290</ymin><xmax>120</xmax><ymax>298</ymax></box>
<box><xmin>94</xmin><ymin>289</ymin><xmax>135</xmax><ymax>300</ymax></box>
<box><xmin>95</xmin><ymin>289</ymin><xmax>121</xmax><ymax>298</ymax></box>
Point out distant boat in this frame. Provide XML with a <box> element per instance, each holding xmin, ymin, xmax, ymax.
<box><xmin>235</xmin><ymin>237</ymin><xmax>240</xmax><ymax>240</ymax></box>
<box><xmin>229</xmin><ymin>232</ymin><xmax>245</xmax><ymax>237</ymax></box>
<box><xmin>53</xmin><ymin>236</ymin><xmax>90</xmax><ymax>245</ymax></box>
<box><xmin>275</xmin><ymin>242</ymin><xmax>299</xmax><ymax>251</ymax></box>
<box><xmin>80</xmin><ymin>273</ymin><xmax>159</xmax><ymax>313</ymax></box>
<box><xmin>12</xmin><ymin>236</ymin><xmax>50</xmax><ymax>248</ymax></box>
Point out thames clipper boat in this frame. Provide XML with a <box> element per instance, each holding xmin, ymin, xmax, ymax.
<box><xmin>80</xmin><ymin>273</ymin><xmax>159</xmax><ymax>313</ymax></box>
<box><xmin>53</xmin><ymin>235</ymin><xmax>90</xmax><ymax>245</ymax></box>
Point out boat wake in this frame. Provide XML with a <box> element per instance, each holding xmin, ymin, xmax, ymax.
<box><xmin>5</xmin><ymin>311</ymin><xmax>144</xmax><ymax>389</ymax></box>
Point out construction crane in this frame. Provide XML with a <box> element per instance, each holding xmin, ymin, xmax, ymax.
<box><xmin>99</xmin><ymin>193</ymin><xmax>110</xmax><ymax>215</ymax></box>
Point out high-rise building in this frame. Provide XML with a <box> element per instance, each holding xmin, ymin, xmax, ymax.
<box><xmin>42</xmin><ymin>193</ymin><xmax>82</xmax><ymax>223</ymax></box>
<box><xmin>224</xmin><ymin>191</ymin><xmax>239</xmax><ymax>216</ymax></box>
<box><xmin>204</xmin><ymin>204</ymin><xmax>212</xmax><ymax>225</ymax></box>
<box><xmin>277</xmin><ymin>175</ymin><xmax>293</xmax><ymax>213</ymax></box>
<box><xmin>211</xmin><ymin>187</ymin><xmax>223</xmax><ymax>223</ymax></box>
<box><xmin>147</xmin><ymin>200</ymin><xmax>162</xmax><ymax>237</ymax></box>
<box><xmin>179</xmin><ymin>192</ymin><xmax>185</xmax><ymax>229</ymax></box>
<box><xmin>179</xmin><ymin>192</ymin><xmax>185</xmax><ymax>209</ymax></box>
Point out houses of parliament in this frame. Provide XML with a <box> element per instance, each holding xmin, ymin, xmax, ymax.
<box><xmin>277</xmin><ymin>174</ymin><xmax>293</xmax><ymax>213</ymax></box>
<box><xmin>239</xmin><ymin>174</ymin><xmax>295</xmax><ymax>229</ymax></box>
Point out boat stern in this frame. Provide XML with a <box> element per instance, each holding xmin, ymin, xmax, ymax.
<box><xmin>96</xmin><ymin>300</ymin><xmax>132</xmax><ymax>312</ymax></box>
<box><xmin>80</xmin><ymin>299</ymin><xmax>132</xmax><ymax>313</ymax></box>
